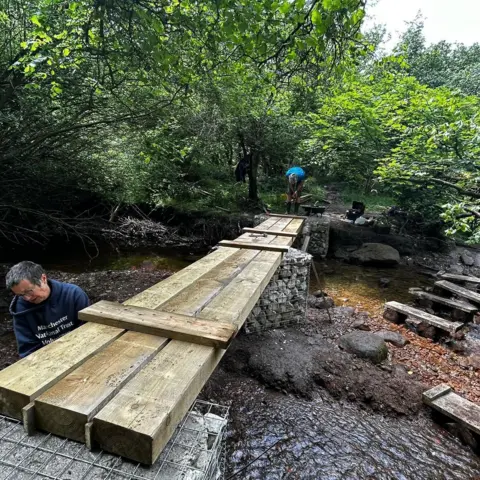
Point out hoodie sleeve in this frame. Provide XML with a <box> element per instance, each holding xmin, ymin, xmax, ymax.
<box><xmin>13</xmin><ymin>319</ymin><xmax>42</xmax><ymax>358</ymax></box>
<box><xmin>73</xmin><ymin>287</ymin><xmax>90</xmax><ymax>325</ymax></box>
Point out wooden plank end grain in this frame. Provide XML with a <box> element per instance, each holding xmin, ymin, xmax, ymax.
<box><xmin>423</xmin><ymin>384</ymin><xmax>453</xmax><ymax>404</ymax></box>
<box><xmin>93</xmin><ymin>342</ymin><xmax>224</xmax><ymax>464</ymax></box>
<box><xmin>79</xmin><ymin>301</ymin><xmax>236</xmax><ymax>348</ymax></box>
<box><xmin>0</xmin><ymin>323</ymin><xmax>124</xmax><ymax>420</ymax></box>
<box><xmin>217</xmin><ymin>240</ymin><xmax>290</xmax><ymax>253</ymax></box>
<box><xmin>34</xmin><ymin>331</ymin><xmax>168</xmax><ymax>442</ymax></box>
<box><xmin>85</xmin><ymin>422</ymin><xmax>94</xmax><ymax>450</ymax></box>
<box><xmin>22</xmin><ymin>402</ymin><xmax>36</xmax><ymax>436</ymax></box>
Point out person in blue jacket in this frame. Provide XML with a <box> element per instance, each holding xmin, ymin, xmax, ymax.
<box><xmin>6</xmin><ymin>261</ymin><xmax>90</xmax><ymax>358</ymax></box>
<box><xmin>285</xmin><ymin>166</ymin><xmax>306</xmax><ymax>214</ymax></box>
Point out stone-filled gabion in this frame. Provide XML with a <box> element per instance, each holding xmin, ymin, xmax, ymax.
<box><xmin>300</xmin><ymin>216</ymin><xmax>330</xmax><ymax>259</ymax></box>
<box><xmin>253</xmin><ymin>214</ymin><xmax>330</xmax><ymax>259</ymax></box>
<box><xmin>243</xmin><ymin>248</ymin><xmax>312</xmax><ymax>334</ymax></box>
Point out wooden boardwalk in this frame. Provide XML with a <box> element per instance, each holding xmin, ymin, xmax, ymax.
<box><xmin>0</xmin><ymin>215</ymin><xmax>304</xmax><ymax>464</ymax></box>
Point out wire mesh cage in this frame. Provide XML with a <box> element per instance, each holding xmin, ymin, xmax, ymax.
<box><xmin>0</xmin><ymin>400</ymin><xmax>229</xmax><ymax>480</ymax></box>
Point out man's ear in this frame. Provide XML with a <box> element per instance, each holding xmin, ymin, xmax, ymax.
<box><xmin>41</xmin><ymin>273</ymin><xmax>47</xmax><ymax>284</ymax></box>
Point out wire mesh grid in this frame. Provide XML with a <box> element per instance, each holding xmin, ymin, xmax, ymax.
<box><xmin>243</xmin><ymin>275</ymin><xmax>311</xmax><ymax>335</ymax></box>
<box><xmin>0</xmin><ymin>400</ymin><xmax>228</xmax><ymax>480</ymax></box>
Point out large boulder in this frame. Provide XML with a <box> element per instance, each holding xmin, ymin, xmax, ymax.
<box><xmin>349</xmin><ymin>243</ymin><xmax>400</xmax><ymax>266</ymax></box>
<box><xmin>339</xmin><ymin>331</ymin><xmax>389</xmax><ymax>364</ymax></box>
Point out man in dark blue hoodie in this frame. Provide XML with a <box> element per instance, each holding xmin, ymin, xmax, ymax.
<box><xmin>6</xmin><ymin>261</ymin><xmax>90</xmax><ymax>358</ymax></box>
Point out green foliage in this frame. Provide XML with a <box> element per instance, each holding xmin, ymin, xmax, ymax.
<box><xmin>0</xmin><ymin>0</ymin><xmax>366</xmax><ymax>244</ymax></box>
<box><xmin>4</xmin><ymin>0</ymin><xmax>480</xmax><ymax>247</ymax></box>
<box><xmin>396</xmin><ymin>16</ymin><xmax>480</xmax><ymax>96</ymax></box>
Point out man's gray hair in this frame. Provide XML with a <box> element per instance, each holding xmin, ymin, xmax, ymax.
<box><xmin>5</xmin><ymin>261</ymin><xmax>45</xmax><ymax>289</ymax></box>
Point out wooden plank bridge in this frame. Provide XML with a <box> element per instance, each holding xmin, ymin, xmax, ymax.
<box><xmin>0</xmin><ymin>215</ymin><xmax>305</xmax><ymax>464</ymax></box>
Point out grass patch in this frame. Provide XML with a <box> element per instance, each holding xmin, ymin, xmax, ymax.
<box><xmin>341</xmin><ymin>188</ymin><xmax>394</xmax><ymax>213</ymax></box>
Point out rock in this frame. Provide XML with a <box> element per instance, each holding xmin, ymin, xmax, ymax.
<box><xmin>334</xmin><ymin>306</ymin><xmax>355</xmax><ymax>316</ymax></box>
<box><xmin>307</xmin><ymin>295</ymin><xmax>334</xmax><ymax>310</ymax></box>
<box><xmin>475</xmin><ymin>254</ymin><xmax>480</xmax><ymax>268</ymax></box>
<box><xmin>338</xmin><ymin>331</ymin><xmax>389</xmax><ymax>364</ymax></box>
<box><xmin>312</xmin><ymin>290</ymin><xmax>326</xmax><ymax>298</ymax></box>
<box><xmin>349</xmin><ymin>243</ymin><xmax>400</xmax><ymax>266</ymax></box>
<box><xmin>355</xmin><ymin>216</ymin><xmax>367</xmax><ymax>226</ymax></box>
<box><xmin>351</xmin><ymin>319</ymin><xmax>371</xmax><ymax>331</ymax></box>
<box><xmin>451</xmin><ymin>341</ymin><xmax>467</xmax><ymax>354</ymax></box>
<box><xmin>417</xmin><ymin>322</ymin><xmax>436</xmax><ymax>339</ymax></box>
<box><xmin>461</xmin><ymin>252</ymin><xmax>475</xmax><ymax>266</ymax></box>
<box><xmin>469</xmin><ymin>355</ymin><xmax>480</xmax><ymax>370</ymax></box>
<box><xmin>379</xmin><ymin>277</ymin><xmax>391</xmax><ymax>288</ymax></box>
<box><xmin>374</xmin><ymin>330</ymin><xmax>408</xmax><ymax>348</ymax></box>
<box><xmin>452</xmin><ymin>331</ymin><xmax>465</xmax><ymax>340</ymax></box>
<box><xmin>448</xmin><ymin>264</ymin><xmax>465</xmax><ymax>275</ymax></box>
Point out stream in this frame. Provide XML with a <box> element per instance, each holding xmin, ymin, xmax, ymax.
<box><xmin>4</xmin><ymin>249</ymin><xmax>480</xmax><ymax>478</ymax></box>
<box><xmin>221</xmin><ymin>377</ymin><xmax>480</xmax><ymax>480</ymax></box>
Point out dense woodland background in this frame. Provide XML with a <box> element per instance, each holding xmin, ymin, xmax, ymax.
<box><xmin>2</xmin><ymin>0</ymin><xmax>480</xmax><ymax>248</ymax></box>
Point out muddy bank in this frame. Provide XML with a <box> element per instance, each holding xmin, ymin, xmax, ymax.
<box><xmin>0</xmin><ymin>210</ymin><xmax>255</xmax><ymax>263</ymax></box>
<box><xmin>223</xmin><ymin>307</ymin><xmax>426</xmax><ymax>416</ymax></box>
<box><xmin>329</xmin><ymin>216</ymin><xmax>449</xmax><ymax>256</ymax></box>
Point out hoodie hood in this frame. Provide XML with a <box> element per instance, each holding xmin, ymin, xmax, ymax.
<box><xmin>9</xmin><ymin>279</ymin><xmax>57</xmax><ymax>317</ymax></box>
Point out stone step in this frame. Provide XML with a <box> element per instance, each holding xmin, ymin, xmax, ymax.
<box><xmin>423</xmin><ymin>384</ymin><xmax>480</xmax><ymax>436</ymax></box>
<box><xmin>409</xmin><ymin>288</ymin><xmax>478</xmax><ymax>314</ymax></box>
<box><xmin>434</xmin><ymin>280</ymin><xmax>480</xmax><ymax>305</ymax></box>
<box><xmin>384</xmin><ymin>301</ymin><xmax>463</xmax><ymax>334</ymax></box>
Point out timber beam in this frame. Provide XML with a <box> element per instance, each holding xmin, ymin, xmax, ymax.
<box><xmin>242</xmin><ymin>227</ymin><xmax>298</xmax><ymax>237</ymax></box>
<box><xmin>217</xmin><ymin>240</ymin><xmax>290</xmax><ymax>252</ymax></box>
<box><xmin>79</xmin><ymin>301</ymin><xmax>237</xmax><ymax>349</ymax></box>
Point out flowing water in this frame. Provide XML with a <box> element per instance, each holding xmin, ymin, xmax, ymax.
<box><xmin>223</xmin><ymin>378</ymin><xmax>480</xmax><ymax>480</ymax></box>
<box><xmin>310</xmin><ymin>260</ymin><xmax>434</xmax><ymax>316</ymax></box>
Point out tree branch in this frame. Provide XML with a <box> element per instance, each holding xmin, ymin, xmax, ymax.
<box><xmin>410</xmin><ymin>177</ymin><xmax>480</xmax><ymax>199</ymax></box>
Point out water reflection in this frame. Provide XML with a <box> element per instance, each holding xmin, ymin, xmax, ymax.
<box><xmin>225</xmin><ymin>380</ymin><xmax>480</xmax><ymax>479</ymax></box>
<box><xmin>310</xmin><ymin>261</ymin><xmax>433</xmax><ymax>316</ymax></box>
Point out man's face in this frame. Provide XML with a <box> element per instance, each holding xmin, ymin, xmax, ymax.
<box><xmin>11</xmin><ymin>274</ymin><xmax>51</xmax><ymax>304</ymax></box>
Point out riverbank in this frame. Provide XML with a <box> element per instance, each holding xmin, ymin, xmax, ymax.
<box><xmin>1</xmin><ymin>259</ymin><xmax>480</xmax><ymax>477</ymax></box>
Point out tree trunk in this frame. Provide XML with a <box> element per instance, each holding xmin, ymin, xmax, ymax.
<box><xmin>248</xmin><ymin>151</ymin><xmax>259</xmax><ymax>200</ymax></box>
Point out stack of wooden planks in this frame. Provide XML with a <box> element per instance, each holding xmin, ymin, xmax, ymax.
<box><xmin>409</xmin><ymin>288</ymin><xmax>478</xmax><ymax>322</ymax></box>
<box><xmin>0</xmin><ymin>215</ymin><xmax>305</xmax><ymax>464</ymax></box>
